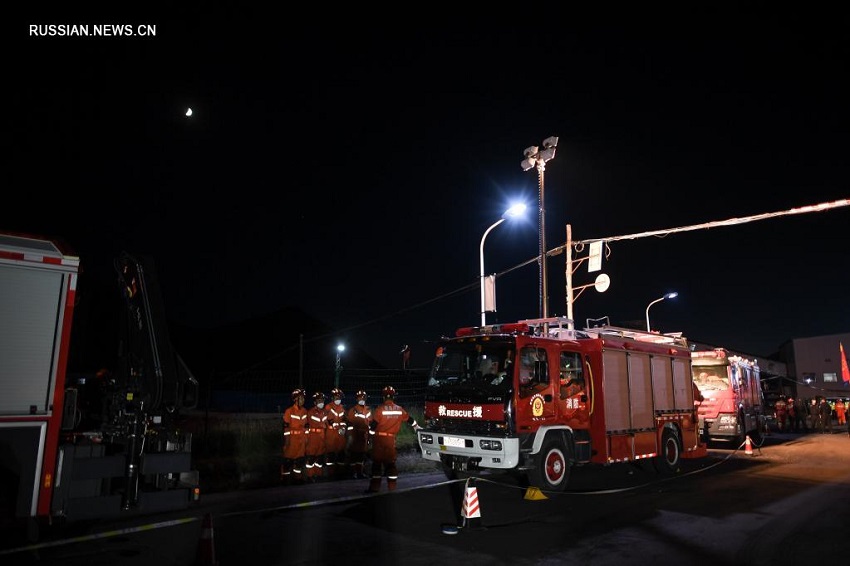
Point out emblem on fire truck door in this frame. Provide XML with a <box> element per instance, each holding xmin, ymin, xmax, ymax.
<box><xmin>531</xmin><ymin>393</ymin><xmax>545</xmax><ymax>417</ymax></box>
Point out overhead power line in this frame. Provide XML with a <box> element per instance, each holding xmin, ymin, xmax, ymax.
<box><xmin>564</xmin><ymin>198</ymin><xmax>849</xmax><ymax>248</ymax></box>
<box><xmin>496</xmin><ymin>198</ymin><xmax>850</xmax><ymax>279</ymax></box>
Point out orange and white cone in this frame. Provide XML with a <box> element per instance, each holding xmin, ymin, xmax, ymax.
<box><xmin>196</xmin><ymin>513</ymin><xmax>218</xmax><ymax>566</ymax></box>
<box><xmin>460</xmin><ymin>478</ymin><xmax>483</xmax><ymax>530</ymax></box>
<box><xmin>744</xmin><ymin>435</ymin><xmax>753</xmax><ymax>456</ymax></box>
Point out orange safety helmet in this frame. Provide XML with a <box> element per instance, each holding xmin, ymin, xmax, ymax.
<box><xmin>291</xmin><ymin>388</ymin><xmax>306</xmax><ymax>401</ymax></box>
<box><xmin>355</xmin><ymin>389</ymin><xmax>367</xmax><ymax>400</ymax></box>
<box><xmin>330</xmin><ymin>388</ymin><xmax>344</xmax><ymax>398</ymax></box>
<box><xmin>382</xmin><ymin>385</ymin><xmax>396</xmax><ymax>398</ymax></box>
<box><xmin>313</xmin><ymin>391</ymin><xmax>325</xmax><ymax>403</ymax></box>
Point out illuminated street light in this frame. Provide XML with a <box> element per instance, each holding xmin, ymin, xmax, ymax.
<box><xmin>480</xmin><ymin>203</ymin><xmax>527</xmax><ymax>326</ymax></box>
<box><xmin>521</xmin><ymin>136</ymin><xmax>558</xmax><ymax>319</ymax></box>
<box><xmin>334</xmin><ymin>343</ymin><xmax>345</xmax><ymax>388</ymax></box>
<box><xmin>645</xmin><ymin>292</ymin><xmax>678</xmax><ymax>332</ymax></box>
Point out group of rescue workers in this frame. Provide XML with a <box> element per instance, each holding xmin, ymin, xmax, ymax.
<box><xmin>772</xmin><ymin>395</ymin><xmax>847</xmax><ymax>434</ymax></box>
<box><xmin>280</xmin><ymin>385</ymin><xmax>421</xmax><ymax>492</ymax></box>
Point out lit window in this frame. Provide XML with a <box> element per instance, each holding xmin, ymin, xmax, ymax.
<box><xmin>823</xmin><ymin>372</ymin><xmax>837</xmax><ymax>383</ymax></box>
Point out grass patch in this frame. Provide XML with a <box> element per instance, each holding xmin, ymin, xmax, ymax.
<box><xmin>187</xmin><ymin>407</ymin><xmax>432</xmax><ymax>492</ymax></box>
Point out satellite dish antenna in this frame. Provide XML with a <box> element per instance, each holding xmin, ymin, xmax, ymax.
<box><xmin>594</xmin><ymin>273</ymin><xmax>611</xmax><ymax>293</ymax></box>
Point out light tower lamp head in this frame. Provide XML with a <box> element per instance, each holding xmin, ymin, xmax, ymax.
<box><xmin>521</xmin><ymin>145</ymin><xmax>541</xmax><ymax>171</ymax></box>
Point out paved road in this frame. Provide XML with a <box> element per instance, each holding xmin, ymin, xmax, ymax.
<box><xmin>3</xmin><ymin>429</ymin><xmax>848</xmax><ymax>565</ymax></box>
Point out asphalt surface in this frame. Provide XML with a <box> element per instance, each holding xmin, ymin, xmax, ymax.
<box><xmin>2</xmin><ymin>427</ymin><xmax>848</xmax><ymax>565</ymax></box>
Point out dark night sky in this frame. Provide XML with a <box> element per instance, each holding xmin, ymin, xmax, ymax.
<box><xmin>8</xmin><ymin>8</ymin><xmax>849</xmax><ymax>370</ymax></box>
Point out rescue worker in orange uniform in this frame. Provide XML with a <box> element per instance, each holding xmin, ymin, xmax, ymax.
<box><xmin>324</xmin><ymin>388</ymin><xmax>348</xmax><ymax>480</ymax></box>
<box><xmin>786</xmin><ymin>397</ymin><xmax>797</xmax><ymax>432</ymax></box>
<box><xmin>305</xmin><ymin>391</ymin><xmax>329</xmax><ymax>482</ymax></box>
<box><xmin>281</xmin><ymin>388</ymin><xmax>308</xmax><ymax>484</ymax></box>
<box><xmin>774</xmin><ymin>396</ymin><xmax>788</xmax><ymax>432</ymax></box>
<box><xmin>365</xmin><ymin>385</ymin><xmax>421</xmax><ymax>493</ymax></box>
<box><xmin>835</xmin><ymin>398</ymin><xmax>846</xmax><ymax>426</ymax></box>
<box><xmin>346</xmin><ymin>390</ymin><xmax>372</xmax><ymax>479</ymax></box>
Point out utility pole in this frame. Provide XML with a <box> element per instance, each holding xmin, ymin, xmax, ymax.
<box><xmin>565</xmin><ymin>224</ymin><xmax>574</xmax><ymax>330</ymax></box>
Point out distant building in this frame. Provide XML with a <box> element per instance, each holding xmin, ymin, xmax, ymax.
<box><xmin>781</xmin><ymin>332</ymin><xmax>850</xmax><ymax>401</ymax></box>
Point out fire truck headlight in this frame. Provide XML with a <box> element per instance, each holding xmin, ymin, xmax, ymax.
<box><xmin>420</xmin><ymin>433</ymin><xmax>434</xmax><ymax>444</ymax></box>
<box><xmin>479</xmin><ymin>439</ymin><xmax>502</xmax><ymax>451</ymax></box>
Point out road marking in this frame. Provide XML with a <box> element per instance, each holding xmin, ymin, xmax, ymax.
<box><xmin>0</xmin><ymin>517</ymin><xmax>199</xmax><ymax>556</ymax></box>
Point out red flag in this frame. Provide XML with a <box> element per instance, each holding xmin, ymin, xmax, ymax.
<box><xmin>841</xmin><ymin>342</ymin><xmax>850</xmax><ymax>386</ymax></box>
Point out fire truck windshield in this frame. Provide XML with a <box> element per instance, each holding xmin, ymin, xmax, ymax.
<box><xmin>693</xmin><ymin>367</ymin><xmax>730</xmax><ymax>392</ymax></box>
<box><xmin>428</xmin><ymin>341</ymin><xmax>515</xmax><ymax>390</ymax></box>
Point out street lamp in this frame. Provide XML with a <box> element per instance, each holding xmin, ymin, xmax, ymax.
<box><xmin>334</xmin><ymin>343</ymin><xmax>345</xmax><ymax>388</ymax></box>
<box><xmin>521</xmin><ymin>136</ymin><xmax>558</xmax><ymax>319</ymax></box>
<box><xmin>480</xmin><ymin>203</ymin><xmax>527</xmax><ymax>326</ymax></box>
<box><xmin>645</xmin><ymin>292</ymin><xmax>678</xmax><ymax>332</ymax></box>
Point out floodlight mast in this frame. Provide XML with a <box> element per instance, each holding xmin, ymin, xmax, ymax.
<box><xmin>521</xmin><ymin>136</ymin><xmax>558</xmax><ymax>321</ymax></box>
<box><xmin>334</xmin><ymin>343</ymin><xmax>345</xmax><ymax>388</ymax></box>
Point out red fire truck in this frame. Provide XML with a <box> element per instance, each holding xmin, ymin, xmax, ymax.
<box><xmin>0</xmin><ymin>232</ymin><xmax>199</xmax><ymax>536</ymax></box>
<box><xmin>691</xmin><ymin>348</ymin><xmax>765</xmax><ymax>445</ymax></box>
<box><xmin>417</xmin><ymin>318</ymin><xmax>707</xmax><ymax>491</ymax></box>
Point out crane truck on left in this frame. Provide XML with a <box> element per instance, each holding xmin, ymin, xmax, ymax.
<box><xmin>0</xmin><ymin>231</ymin><xmax>199</xmax><ymax>537</ymax></box>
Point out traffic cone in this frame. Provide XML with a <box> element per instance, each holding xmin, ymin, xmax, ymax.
<box><xmin>744</xmin><ymin>435</ymin><xmax>753</xmax><ymax>456</ymax></box>
<box><xmin>524</xmin><ymin>486</ymin><xmax>548</xmax><ymax>501</ymax></box>
<box><xmin>196</xmin><ymin>513</ymin><xmax>218</xmax><ymax>566</ymax></box>
<box><xmin>460</xmin><ymin>479</ymin><xmax>483</xmax><ymax>530</ymax></box>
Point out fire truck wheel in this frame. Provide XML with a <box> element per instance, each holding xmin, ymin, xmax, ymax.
<box><xmin>653</xmin><ymin>429</ymin><xmax>681</xmax><ymax>475</ymax></box>
<box><xmin>528</xmin><ymin>436</ymin><xmax>570</xmax><ymax>492</ymax></box>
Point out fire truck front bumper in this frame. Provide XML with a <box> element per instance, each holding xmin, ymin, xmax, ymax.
<box><xmin>701</xmin><ymin>414</ymin><xmax>739</xmax><ymax>441</ymax></box>
<box><xmin>418</xmin><ymin>431</ymin><xmax>520</xmax><ymax>470</ymax></box>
